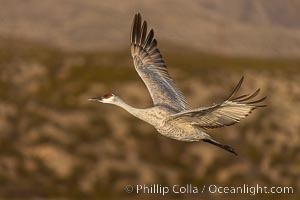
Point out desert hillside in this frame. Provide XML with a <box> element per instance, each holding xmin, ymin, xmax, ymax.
<box><xmin>0</xmin><ymin>39</ymin><xmax>299</xmax><ymax>199</ymax></box>
<box><xmin>1</xmin><ymin>0</ymin><xmax>300</xmax><ymax>57</ymax></box>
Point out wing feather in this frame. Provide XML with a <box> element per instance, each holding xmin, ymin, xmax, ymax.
<box><xmin>166</xmin><ymin>77</ymin><xmax>267</xmax><ymax>129</ymax></box>
<box><xmin>131</xmin><ymin>13</ymin><xmax>189</xmax><ymax>111</ymax></box>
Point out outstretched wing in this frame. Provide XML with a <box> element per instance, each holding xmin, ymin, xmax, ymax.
<box><xmin>166</xmin><ymin>77</ymin><xmax>267</xmax><ymax>129</ymax></box>
<box><xmin>130</xmin><ymin>13</ymin><xmax>189</xmax><ymax>111</ymax></box>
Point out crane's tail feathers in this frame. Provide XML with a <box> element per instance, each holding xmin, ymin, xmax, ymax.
<box><xmin>202</xmin><ymin>138</ymin><xmax>238</xmax><ymax>156</ymax></box>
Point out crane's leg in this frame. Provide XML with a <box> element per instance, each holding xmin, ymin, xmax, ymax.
<box><xmin>202</xmin><ymin>137</ymin><xmax>238</xmax><ymax>156</ymax></box>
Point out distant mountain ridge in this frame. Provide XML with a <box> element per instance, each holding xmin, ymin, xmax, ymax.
<box><xmin>1</xmin><ymin>0</ymin><xmax>300</xmax><ymax>57</ymax></box>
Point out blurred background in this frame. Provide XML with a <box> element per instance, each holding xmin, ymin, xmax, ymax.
<box><xmin>0</xmin><ymin>0</ymin><xmax>299</xmax><ymax>199</ymax></box>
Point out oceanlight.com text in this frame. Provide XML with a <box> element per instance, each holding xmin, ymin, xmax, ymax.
<box><xmin>125</xmin><ymin>184</ymin><xmax>294</xmax><ymax>196</ymax></box>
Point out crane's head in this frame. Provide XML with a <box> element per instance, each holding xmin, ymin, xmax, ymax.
<box><xmin>88</xmin><ymin>93</ymin><xmax>116</xmax><ymax>104</ymax></box>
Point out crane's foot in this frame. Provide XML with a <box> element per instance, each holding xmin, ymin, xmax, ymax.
<box><xmin>202</xmin><ymin>138</ymin><xmax>238</xmax><ymax>156</ymax></box>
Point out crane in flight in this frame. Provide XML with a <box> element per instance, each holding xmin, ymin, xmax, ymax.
<box><xmin>89</xmin><ymin>13</ymin><xmax>266</xmax><ymax>155</ymax></box>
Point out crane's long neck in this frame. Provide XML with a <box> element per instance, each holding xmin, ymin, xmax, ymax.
<box><xmin>112</xmin><ymin>97</ymin><xmax>147</xmax><ymax>122</ymax></box>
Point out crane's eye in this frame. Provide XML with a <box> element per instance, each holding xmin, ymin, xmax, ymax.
<box><xmin>103</xmin><ymin>93</ymin><xmax>113</xmax><ymax>99</ymax></box>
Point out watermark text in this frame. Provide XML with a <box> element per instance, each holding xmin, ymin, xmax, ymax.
<box><xmin>125</xmin><ymin>184</ymin><xmax>294</xmax><ymax>196</ymax></box>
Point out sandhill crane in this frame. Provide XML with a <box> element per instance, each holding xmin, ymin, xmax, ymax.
<box><xmin>89</xmin><ymin>13</ymin><xmax>266</xmax><ymax>155</ymax></box>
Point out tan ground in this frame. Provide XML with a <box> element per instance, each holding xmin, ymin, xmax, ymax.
<box><xmin>0</xmin><ymin>39</ymin><xmax>299</xmax><ymax>199</ymax></box>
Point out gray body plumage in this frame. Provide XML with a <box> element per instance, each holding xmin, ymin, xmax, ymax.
<box><xmin>90</xmin><ymin>13</ymin><xmax>266</xmax><ymax>155</ymax></box>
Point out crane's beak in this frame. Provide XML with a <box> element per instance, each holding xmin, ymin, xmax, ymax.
<box><xmin>88</xmin><ymin>96</ymin><xmax>103</xmax><ymax>102</ymax></box>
